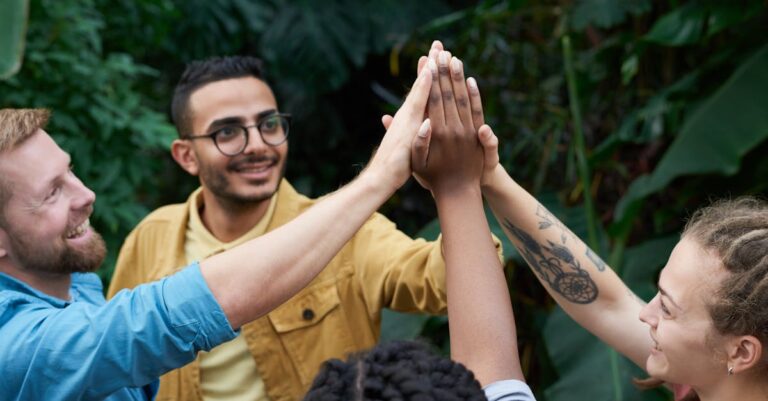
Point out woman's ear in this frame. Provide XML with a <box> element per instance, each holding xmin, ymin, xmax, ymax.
<box><xmin>171</xmin><ymin>139</ymin><xmax>200</xmax><ymax>176</ymax></box>
<box><xmin>726</xmin><ymin>335</ymin><xmax>763</xmax><ymax>374</ymax></box>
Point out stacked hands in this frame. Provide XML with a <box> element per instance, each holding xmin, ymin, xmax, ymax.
<box><xmin>376</xmin><ymin>40</ymin><xmax>500</xmax><ymax>195</ymax></box>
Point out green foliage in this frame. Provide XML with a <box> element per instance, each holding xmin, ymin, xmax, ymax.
<box><xmin>615</xmin><ymin>44</ymin><xmax>768</xmax><ymax>221</ymax></box>
<box><xmin>0</xmin><ymin>0</ymin><xmax>176</xmax><ymax>280</ymax></box>
<box><xmin>3</xmin><ymin>1</ymin><xmax>767</xmax><ymax>400</ymax></box>
<box><xmin>572</xmin><ymin>0</ymin><xmax>651</xmax><ymax>30</ymax></box>
<box><xmin>0</xmin><ymin>0</ymin><xmax>29</xmax><ymax>79</ymax></box>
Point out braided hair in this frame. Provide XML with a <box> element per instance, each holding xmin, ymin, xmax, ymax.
<box><xmin>304</xmin><ymin>341</ymin><xmax>487</xmax><ymax>401</ymax></box>
<box><xmin>682</xmin><ymin>196</ymin><xmax>768</xmax><ymax>371</ymax></box>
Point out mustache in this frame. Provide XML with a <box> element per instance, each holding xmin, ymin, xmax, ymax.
<box><xmin>227</xmin><ymin>154</ymin><xmax>279</xmax><ymax>171</ymax></box>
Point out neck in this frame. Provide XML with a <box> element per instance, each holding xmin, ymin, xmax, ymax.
<box><xmin>199</xmin><ymin>190</ymin><xmax>272</xmax><ymax>243</ymax></box>
<box><xmin>696</xmin><ymin>374</ymin><xmax>768</xmax><ymax>401</ymax></box>
<box><xmin>0</xmin><ymin>260</ymin><xmax>72</xmax><ymax>300</ymax></box>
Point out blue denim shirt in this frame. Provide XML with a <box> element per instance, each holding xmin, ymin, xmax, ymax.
<box><xmin>0</xmin><ymin>263</ymin><xmax>236</xmax><ymax>401</ymax></box>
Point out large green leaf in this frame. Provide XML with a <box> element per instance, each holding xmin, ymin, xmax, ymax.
<box><xmin>615</xmin><ymin>44</ymin><xmax>768</xmax><ymax>222</ymax></box>
<box><xmin>0</xmin><ymin>0</ymin><xmax>29</xmax><ymax>79</ymax></box>
<box><xmin>644</xmin><ymin>2</ymin><xmax>763</xmax><ymax>46</ymax></box>
<box><xmin>571</xmin><ymin>0</ymin><xmax>651</xmax><ymax>30</ymax></box>
<box><xmin>543</xmin><ymin>236</ymin><xmax>677</xmax><ymax>401</ymax></box>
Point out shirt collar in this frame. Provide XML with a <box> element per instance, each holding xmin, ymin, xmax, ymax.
<box><xmin>0</xmin><ymin>272</ymin><xmax>73</xmax><ymax>308</ymax></box>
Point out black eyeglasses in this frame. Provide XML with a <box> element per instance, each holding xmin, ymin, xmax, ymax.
<box><xmin>185</xmin><ymin>113</ymin><xmax>291</xmax><ymax>156</ymax></box>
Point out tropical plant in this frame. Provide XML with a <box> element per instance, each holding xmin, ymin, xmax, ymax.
<box><xmin>2</xmin><ymin>1</ymin><xmax>767</xmax><ymax>400</ymax></box>
<box><xmin>0</xmin><ymin>0</ymin><xmax>29</xmax><ymax>79</ymax></box>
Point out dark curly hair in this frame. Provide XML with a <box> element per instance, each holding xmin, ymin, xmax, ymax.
<box><xmin>304</xmin><ymin>341</ymin><xmax>487</xmax><ymax>401</ymax></box>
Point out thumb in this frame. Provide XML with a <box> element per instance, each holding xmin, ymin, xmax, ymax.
<box><xmin>411</xmin><ymin>119</ymin><xmax>432</xmax><ymax>171</ymax></box>
<box><xmin>478</xmin><ymin>124</ymin><xmax>499</xmax><ymax>167</ymax></box>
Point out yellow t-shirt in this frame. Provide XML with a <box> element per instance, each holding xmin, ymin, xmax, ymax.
<box><xmin>185</xmin><ymin>189</ymin><xmax>278</xmax><ymax>401</ymax></box>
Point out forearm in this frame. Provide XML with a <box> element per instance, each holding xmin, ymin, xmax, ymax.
<box><xmin>201</xmin><ymin>170</ymin><xmax>394</xmax><ymax>328</ymax></box>
<box><xmin>481</xmin><ymin>165</ymin><xmax>651</xmax><ymax>367</ymax></box>
<box><xmin>435</xmin><ymin>186</ymin><xmax>523</xmax><ymax>386</ymax></box>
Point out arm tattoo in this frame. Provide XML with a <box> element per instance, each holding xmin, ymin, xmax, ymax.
<box><xmin>536</xmin><ymin>204</ymin><xmax>607</xmax><ymax>273</ymax></box>
<box><xmin>504</xmin><ymin>219</ymin><xmax>598</xmax><ymax>304</ymax></box>
<box><xmin>585</xmin><ymin>247</ymin><xmax>607</xmax><ymax>272</ymax></box>
<box><xmin>535</xmin><ymin>205</ymin><xmax>575</xmax><ymax>244</ymax></box>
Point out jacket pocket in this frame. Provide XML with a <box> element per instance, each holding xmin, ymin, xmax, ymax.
<box><xmin>267</xmin><ymin>280</ymin><xmax>355</xmax><ymax>384</ymax></box>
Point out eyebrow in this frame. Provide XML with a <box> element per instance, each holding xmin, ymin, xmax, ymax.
<box><xmin>208</xmin><ymin>109</ymin><xmax>278</xmax><ymax>132</ymax></box>
<box><xmin>658</xmin><ymin>286</ymin><xmax>682</xmax><ymax>311</ymax></box>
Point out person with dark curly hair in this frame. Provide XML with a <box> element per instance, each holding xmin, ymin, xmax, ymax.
<box><xmin>305</xmin><ymin>44</ymin><xmax>536</xmax><ymax>401</ymax></box>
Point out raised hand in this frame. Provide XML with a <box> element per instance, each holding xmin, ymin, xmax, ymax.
<box><xmin>411</xmin><ymin>50</ymin><xmax>483</xmax><ymax>196</ymax></box>
<box><xmin>365</xmin><ymin>68</ymin><xmax>432</xmax><ymax>192</ymax></box>
<box><xmin>385</xmin><ymin>41</ymin><xmax>499</xmax><ymax>189</ymax></box>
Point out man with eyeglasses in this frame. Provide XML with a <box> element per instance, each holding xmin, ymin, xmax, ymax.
<box><xmin>108</xmin><ymin>55</ymin><xmax>500</xmax><ymax>401</ymax></box>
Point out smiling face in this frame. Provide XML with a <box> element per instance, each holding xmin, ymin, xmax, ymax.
<box><xmin>639</xmin><ymin>237</ymin><xmax>729</xmax><ymax>387</ymax></box>
<box><xmin>179</xmin><ymin>77</ymin><xmax>288</xmax><ymax>207</ymax></box>
<box><xmin>0</xmin><ymin>130</ymin><xmax>106</xmax><ymax>274</ymax></box>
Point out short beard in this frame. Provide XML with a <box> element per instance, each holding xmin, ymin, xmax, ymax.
<box><xmin>199</xmin><ymin>154</ymin><xmax>286</xmax><ymax>208</ymax></box>
<box><xmin>8</xmin><ymin>228</ymin><xmax>107</xmax><ymax>274</ymax></box>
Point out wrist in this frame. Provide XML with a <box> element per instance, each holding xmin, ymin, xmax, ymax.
<box><xmin>432</xmin><ymin>183</ymin><xmax>483</xmax><ymax>206</ymax></box>
<box><xmin>357</xmin><ymin>167</ymin><xmax>399</xmax><ymax>200</ymax></box>
<box><xmin>481</xmin><ymin>164</ymin><xmax>509</xmax><ymax>196</ymax></box>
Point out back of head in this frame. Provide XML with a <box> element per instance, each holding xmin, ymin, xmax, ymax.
<box><xmin>304</xmin><ymin>341</ymin><xmax>486</xmax><ymax>401</ymax></box>
<box><xmin>0</xmin><ymin>108</ymin><xmax>51</xmax><ymax>222</ymax></box>
<box><xmin>682</xmin><ymin>197</ymin><xmax>768</xmax><ymax>370</ymax></box>
<box><xmin>171</xmin><ymin>55</ymin><xmax>266</xmax><ymax>136</ymax></box>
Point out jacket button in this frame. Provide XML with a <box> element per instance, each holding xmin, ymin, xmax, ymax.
<box><xmin>302</xmin><ymin>308</ymin><xmax>315</xmax><ymax>321</ymax></box>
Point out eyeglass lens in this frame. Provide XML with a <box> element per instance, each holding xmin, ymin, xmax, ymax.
<box><xmin>215</xmin><ymin>115</ymin><xmax>289</xmax><ymax>155</ymax></box>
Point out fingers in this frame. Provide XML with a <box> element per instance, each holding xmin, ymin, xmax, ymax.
<box><xmin>411</xmin><ymin>119</ymin><xmax>432</xmax><ymax>171</ymax></box>
<box><xmin>417</xmin><ymin>56</ymin><xmax>428</xmax><ymax>75</ymax></box>
<box><xmin>399</xmin><ymin>68</ymin><xmax>432</xmax><ymax>120</ymax></box>
<box><xmin>467</xmin><ymin>77</ymin><xmax>485</xmax><ymax>130</ymax></box>
<box><xmin>450</xmin><ymin>57</ymin><xmax>473</xmax><ymax>127</ymax></box>
<box><xmin>427</xmin><ymin>53</ymin><xmax>444</xmax><ymax>129</ymax></box>
<box><xmin>381</xmin><ymin>114</ymin><xmax>393</xmax><ymax>130</ymax></box>
<box><xmin>437</xmin><ymin>51</ymin><xmax>461</xmax><ymax>127</ymax></box>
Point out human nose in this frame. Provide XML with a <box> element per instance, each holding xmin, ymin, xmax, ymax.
<box><xmin>241</xmin><ymin>125</ymin><xmax>269</xmax><ymax>155</ymax></box>
<box><xmin>639</xmin><ymin>293</ymin><xmax>660</xmax><ymax>328</ymax></box>
<box><xmin>67</xmin><ymin>173</ymin><xmax>96</xmax><ymax>210</ymax></box>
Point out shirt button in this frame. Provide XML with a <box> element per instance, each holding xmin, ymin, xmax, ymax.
<box><xmin>302</xmin><ymin>308</ymin><xmax>315</xmax><ymax>321</ymax></box>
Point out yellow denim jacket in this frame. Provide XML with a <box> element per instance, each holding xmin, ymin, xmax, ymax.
<box><xmin>108</xmin><ymin>180</ymin><xmax>501</xmax><ymax>401</ymax></box>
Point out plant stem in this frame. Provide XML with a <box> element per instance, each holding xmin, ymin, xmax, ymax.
<box><xmin>561</xmin><ymin>35</ymin><xmax>599</xmax><ymax>250</ymax></box>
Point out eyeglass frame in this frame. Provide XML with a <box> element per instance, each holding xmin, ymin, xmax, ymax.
<box><xmin>183</xmin><ymin>112</ymin><xmax>292</xmax><ymax>156</ymax></box>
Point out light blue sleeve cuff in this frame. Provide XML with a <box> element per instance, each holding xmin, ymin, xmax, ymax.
<box><xmin>484</xmin><ymin>379</ymin><xmax>537</xmax><ymax>401</ymax></box>
<box><xmin>161</xmin><ymin>262</ymin><xmax>237</xmax><ymax>351</ymax></box>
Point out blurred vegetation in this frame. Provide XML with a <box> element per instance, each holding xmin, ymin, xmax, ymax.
<box><xmin>2</xmin><ymin>1</ymin><xmax>767</xmax><ymax>400</ymax></box>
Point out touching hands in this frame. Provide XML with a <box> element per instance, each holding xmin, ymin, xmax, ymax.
<box><xmin>365</xmin><ymin>68</ymin><xmax>432</xmax><ymax>192</ymax></box>
<box><xmin>413</xmin><ymin>48</ymin><xmax>484</xmax><ymax>195</ymax></box>
<box><xmin>382</xmin><ymin>41</ymin><xmax>502</xmax><ymax>191</ymax></box>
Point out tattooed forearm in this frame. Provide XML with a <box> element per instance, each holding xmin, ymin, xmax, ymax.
<box><xmin>504</xmin><ymin>218</ymin><xmax>598</xmax><ymax>304</ymax></box>
<box><xmin>585</xmin><ymin>247</ymin><xmax>607</xmax><ymax>272</ymax></box>
<box><xmin>535</xmin><ymin>204</ymin><xmax>576</xmax><ymax>244</ymax></box>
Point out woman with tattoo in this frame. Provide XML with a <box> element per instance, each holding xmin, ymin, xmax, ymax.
<box><xmin>473</xmin><ymin>93</ymin><xmax>767</xmax><ymax>401</ymax></box>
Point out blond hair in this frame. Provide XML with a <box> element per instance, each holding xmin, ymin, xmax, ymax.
<box><xmin>0</xmin><ymin>108</ymin><xmax>50</xmax><ymax>152</ymax></box>
<box><xmin>0</xmin><ymin>109</ymin><xmax>51</xmax><ymax>218</ymax></box>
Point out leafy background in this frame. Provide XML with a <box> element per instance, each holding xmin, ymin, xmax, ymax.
<box><xmin>2</xmin><ymin>1</ymin><xmax>767</xmax><ymax>400</ymax></box>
